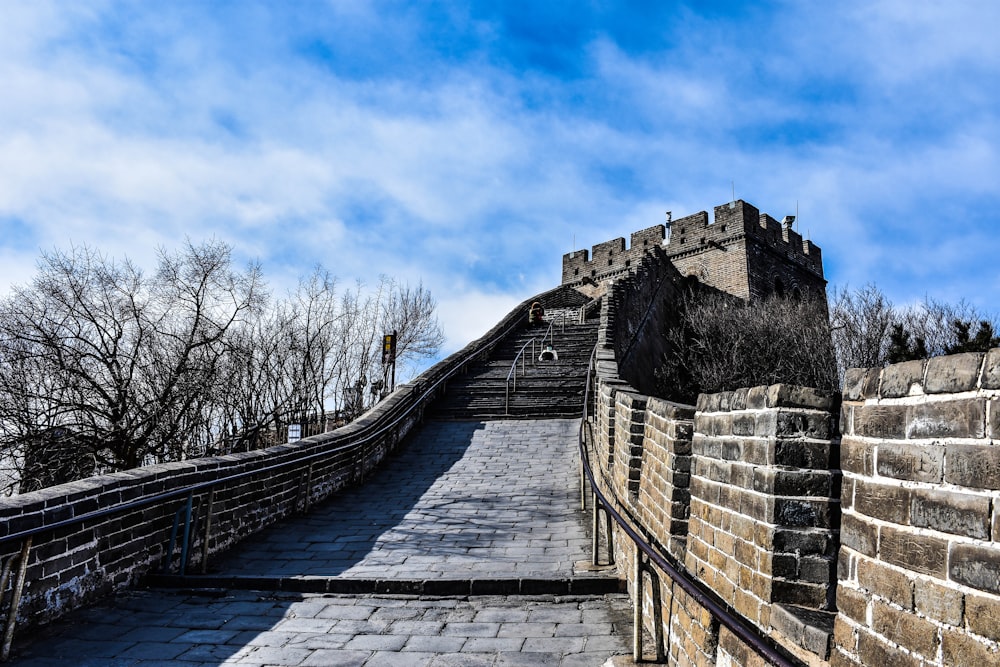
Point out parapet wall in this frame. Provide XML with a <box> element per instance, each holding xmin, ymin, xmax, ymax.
<box><xmin>835</xmin><ymin>351</ymin><xmax>1000</xmax><ymax>666</ymax></box>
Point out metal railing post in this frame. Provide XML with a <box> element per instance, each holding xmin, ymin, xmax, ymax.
<box><xmin>200</xmin><ymin>488</ymin><xmax>215</xmax><ymax>575</ymax></box>
<box><xmin>1</xmin><ymin>538</ymin><xmax>32</xmax><ymax>662</ymax></box>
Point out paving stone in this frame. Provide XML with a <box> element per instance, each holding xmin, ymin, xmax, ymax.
<box><xmin>7</xmin><ymin>417</ymin><xmax>631</xmax><ymax>666</ymax></box>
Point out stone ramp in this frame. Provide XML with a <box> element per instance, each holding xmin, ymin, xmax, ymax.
<box><xmin>153</xmin><ymin>419</ymin><xmax>618</xmax><ymax>592</ymax></box>
<box><xmin>6</xmin><ymin>419</ymin><xmax>634</xmax><ymax>665</ymax></box>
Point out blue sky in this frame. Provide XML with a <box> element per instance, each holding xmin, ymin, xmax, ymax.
<box><xmin>2</xmin><ymin>1</ymin><xmax>999</xmax><ymax>358</ymax></box>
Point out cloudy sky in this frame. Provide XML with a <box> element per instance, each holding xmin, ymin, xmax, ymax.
<box><xmin>2</xmin><ymin>1</ymin><xmax>999</xmax><ymax>362</ymax></box>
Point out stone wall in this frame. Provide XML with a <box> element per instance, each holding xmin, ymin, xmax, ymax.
<box><xmin>834</xmin><ymin>351</ymin><xmax>1000</xmax><ymax>666</ymax></box>
<box><xmin>0</xmin><ymin>287</ymin><xmax>562</xmax><ymax>636</ymax></box>
<box><xmin>562</xmin><ymin>199</ymin><xmax>825</xmax><ymax>305</ymax></box>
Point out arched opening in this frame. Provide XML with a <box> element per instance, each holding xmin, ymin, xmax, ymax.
<box><xmin>773</xmin><ymin>277</ymin><xmax>786</xmax><ymax>298</ymax></box>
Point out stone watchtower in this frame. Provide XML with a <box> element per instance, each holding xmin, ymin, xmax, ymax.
<box><xmin>561</xmin><ymin>199</ymin><xmax>825</xmax><ymax>301</ymax></box>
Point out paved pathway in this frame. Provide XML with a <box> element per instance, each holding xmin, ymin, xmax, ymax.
<box><xmin>7</xmin><ymin>419</ymin><xmax>633</xmax><ymax>665</ymax></box>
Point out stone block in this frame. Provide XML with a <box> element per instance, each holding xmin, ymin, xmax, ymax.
<box><xmin>774</xmin><ymin>439</ymin><xmax>834</xmax><ymax>470</ymax></box>
<box><xmin>854</xmin><ymin>480</ymin><xmax>910</xmax><ymax>524</ymax></box>
<box><xmin>835</xmin><ymin>586</ymin><xmax>868</xmax><ymax>624</ymax></box>
<box><xmin>773</xmin><ymin>527</ymin><xmax>833</xmax><ymax>556</ymax></box>
<box><xmin>914</xmin><ymin>577</ymin><xmax>963</xmax><ymax>627</ymax></box>
<box><xmin>925</xmin><ymin>352</ymin><xmax>984</xmax><ymax>394</ymax></box>
<box><xmin>871</xmin><ymin>599</ymin><xmax>939</xmax><ymax>658</ymax></box>
<box><xmin>840</xmin><ymin>439</ymin><xmax>873</xmax><ymax>476</ymax></box>
<box><xmin>907</xmin><ymin>398</ymin><xmax>986</xmax><ymax>439</ymax></box>
<box><xmin>945</xmin><ymin>443</ymin><xmax>1000</xmax><ymax>490</ymax></box>
<box><xmin>879</xmin><ymin>359</ymin><xmax>925</xmax><ymax>398</ymax></box>
<box><xmin>910</xmin><ymin>488</ymin><xmax>991</xmax><ymax>539</ymax></box>
<box><xmin>842</xmin><ymin>368</ymin><xmax>868</xmax><ymax>401</ymax></box>
<box><xmin>766</xmin><ymin>384</ymin><xmax>840</xmax><ymax>411</ymax></box>
<box><xmin>982</xmin><ymin>347</ymin><xmax>1000</xmax><ymax>389</ymax></box>
<box><xmin>732</xmin><ymin>413</ymin><xmax>755</xmax><ymax>436</ymax></box>
<box><xmin>775</xmin><ymin>410</ymin><xmax>834</xmax><ymax>440</ymax></box>
<box><xmin>774</xmin><ymin>498</ymin><xmax>835</xmax><ymax>529</ymax></box>
<box><xmin>839</xmin><ymin>404</ymin><xmax>852</xmax><ymax>436</ymax></box>
<box><xmin>857</xmin><ymin>629</ymin><xmax>924</xmax><ymax>667</ymax></box>
<box><xmin>858</xmin><ymin>557</ymin><xmax>913</xmax><ymax>610</ymax></box>
<box><xmin>965</xmin><ymin>593</ymin><xmax>1000</xmax><ymax>641</ymax></box>
<box><xmin>772</xmin><ymin>579</ymin><xmax>829</xmax><ymax>608</ymax></box>
<box><xmin>876</xmin><ymin>442</ymin><xmax>943</xmax><ymax>483</ymax></box>
<box><xmin>746</xmin><ymin>385</ymin><xmax>768</xmax><ymax>409</ymax></box>
<box><xmin>949</xmin><ymin>543</ymin><xmax>1000</xmax><ymax>596</ymax></box>
<box><xmin>852</xmin><ymin>405</ymin><xmax>905</xmax><ymax>439</ymax></box>
<box><xmin>730</xmin><ymin>387</ymin><xmax>749</xmax><ymax>410</ymax></box>
<box><xmin>942</xmin><ymin>627</ymin><xmax>1000</xmax><ymax>666</ymax></box>
<box><xmin>752</xmin><ymin>468</ymin><xmax>832</xmax><ymax>497</ymax></box>
<box><xmin>861</xmin><ymin>369</ymin><xmax>882</xmax><ymax>400</ymax></box>
<box><xmin>879</xmin><ymin>525</ymin><xmax>948</xmax><ymax>578</ymax></box>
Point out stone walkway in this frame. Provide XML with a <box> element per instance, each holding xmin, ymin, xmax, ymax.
<box><xmin>7</xmin><ymin>419</ymin><xmax>633</xmax><ymax>665</ymax></box>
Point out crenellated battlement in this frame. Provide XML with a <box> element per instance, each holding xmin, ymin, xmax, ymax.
<box><xmin>563</xmin><ymin>199</ymin><xmax>826</xmax><ymax>301</ymax></box>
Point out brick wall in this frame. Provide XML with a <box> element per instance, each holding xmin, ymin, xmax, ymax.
<box><xmin>688</xmin><ymin>385</ymin><xmax>841</xmax><ymax>662</ymax></box>
<box><xmin>834</xmin><ymin>351</ymin><xmax>1000</xmax><ymax>666</ymax></box>
<box><xmin>592</xmin><ymin>273</ymin><xmax>843</xmax><ymax>665</ymax></box>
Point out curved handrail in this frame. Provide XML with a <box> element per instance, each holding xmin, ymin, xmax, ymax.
<box><xmin>505</xmin><ymin>338</ymin><xmax>536</xmax><ymax>414</ymax></box>
<box><xmin>577</xmin><ymin>343</ymin><xmax>801</xmax><ymax>667</ymax></box>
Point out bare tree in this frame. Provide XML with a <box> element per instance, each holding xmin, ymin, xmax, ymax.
<box><xmin>0</xmin><ymin>240</ymin><xmax>263</xmax><ymax>486</ymax></box>
<box><xmin>829</xmin><ymin>285</ymin><xmax>999</xmax><ymax>376</ymax></box>
<box><xmin>656</xmin><ymin>290</ymin><xmax>838</xmax><ymax>403</ymax></box>
<box><xmin>0</xmin><ymin>243</ymin><xmax>445</xmax><ymax>493</ymax></box>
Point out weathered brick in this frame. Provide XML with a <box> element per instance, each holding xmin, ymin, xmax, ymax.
<box><xmin>766</xmin><ymin>384</ymin><xmax>840</xmax><ymax>411</ymax></box>
<box><xmin>840</xmin><ymin>439</ymin><xmax>873</xmax><ymax>476</ymax></box>
<box><xmin>776</xmin><ymin>410</ymin><xmax>834</xmax><ymax>442</ymax></box>
<box><xmin>746</xmin><ymin>385</ymin><xmax>768</xmax><ymax>409</ymax></box>
<box><xmin>925</xmin><ymin>352</ymin><xmax>984</xmax><ymax>394</ymax></box>
<box><xmin>981</xmin><ymin>347</ymin><xmax>1000</xmax><ymax>389</ymax></box>
<box><xmin>857</xmin><ymin>628</ymin><xmax>923</xmax><ymax>667</ymax></box>
<box><xmin>732</xmin><ymin>413</ymin><xmax>755</xmax><ymax>436</ymax></box>
<box><xmin>910</xmin><ymin>487</ymin><xmax>991</xmax><ymax>539</ymax></box>
<box><xmin>942</xmin><ymin>627</ymin><xmax>1000</xmax><ymax>666</ymax></box>
<box><xmin>835</xmin><ymin>586</ymin><xmax>868</xmax><ymax>624</ymax></box>
<box><xmin>875</xmin><ymin>442</ymin><xmax>943</xmax><ymax>483</ymax></box>
<box><xmin>914</xmin><ymin>577</ymin><xmax>963</xmax><ymax>627</ymax></box>
<box><xmin>842</xmin><ymin>368</ymin><xmax>868</xmax><ymax>401</ymax></box>
<box><xmin>945</xmin><ymin>443</ymin><xmax>1000</xmax><ymax>490</ymax></box>
<box><xmin>857</xmin><ymin>557</ymin><xmax>913</xmax><ymax>609</ymax></box>
<box><xmin>753</xmin><ymin>468</ymin><xmax>832</xmax><ymax>497</ymax></box>
<box><xmin>872</xmin><ymin>600</ymin><xmax>940</xmax><ymax>659</ymax></box>
<box><xmin>880</xmin><ymin>526</ymin><xmax>948</xmax><ymax>578</ymax></box>
<box><xmin>966</xmin><ymin>593</ymin><xmax>1000</xmax><ymax>642</ymax></box>
<box><xmin>854</xmin><ymin>480</ymin><xmax>910</xmax><ymax>524</ymax></box>
<box><xmin>773</xmin><ymin>439</ymin><xmax>834</xmax><ymax>469</ymax></box>
<box><xmin>774</xmin><ymin>498</ymin><xmax>835</xmax><ymax>529</ymax></box>
<box><xmin>861</xmin><ymin>369</ymin><xmax>882</xmax><ymax>399</ymax></box>
<box><xmin>991</xmin><ymin>399</ymin><xmax>1000</xmax><ymax>441</ymax></box>
<box><xmin>950</xmin><ymin>543</ymin><xmax>1000</xmax><ymax>596</ymax></box>
<box><xmin>879</xmin><ymin>359</ymin><xmax>925</xmax><ymax>398</ymax></box>
<box><xmin>772</xmin><ymin>579</ymin><xmax>828</xmax><ymax>608</ymax></box>
<box><xmin>839</xmin><ymin>404</ymin><xmax>853</xmax><ymax>437</ymax></box>
<box><xmin>853</xmin><ymin>405</ymin><xmax>905</xmax><ymax>439</ymax></box>
<box><xmin>839</xmin><ymin>513</ymin><xmax>877</xmax><ymax>558</ymax></box>
<box><xmin>907</xmin><ymin>398</ymin><xmax>986</xmax><ymax>439</ymax></box>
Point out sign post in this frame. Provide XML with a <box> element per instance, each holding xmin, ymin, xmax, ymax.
<box><xmin>382</xmin><ymin>331</ymin><xmax>397</xmax><ymax>393</ymax></box>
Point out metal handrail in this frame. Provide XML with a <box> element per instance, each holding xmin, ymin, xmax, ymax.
<box><xmin>577</xmin><ymin>343</ymin><xmax>801</xmax><ymax>667</ymax></box>
<box><xmin>505</xmin><ymin>338</ymin><xmax>536</xmax><ymax>414</ymax></box>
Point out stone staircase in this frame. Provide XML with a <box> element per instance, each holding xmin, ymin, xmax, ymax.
<box><xmin>430</xmin><ymin>309</ymin><xmax>600</xmax><ymax>420</ymax></box>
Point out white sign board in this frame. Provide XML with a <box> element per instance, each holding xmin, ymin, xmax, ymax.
<box><xmin>287</xmin><ymin>424</ymin><xmax>301</xmax><ymax>443</ymax></box>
